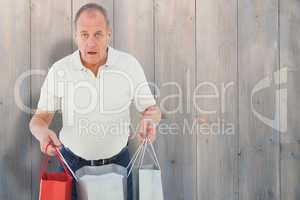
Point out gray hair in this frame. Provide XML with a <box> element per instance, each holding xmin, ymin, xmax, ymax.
<box><xmin>74</xmin><ymin>3</ymin><xmax>110</xmax><ymax>28</ymax></box>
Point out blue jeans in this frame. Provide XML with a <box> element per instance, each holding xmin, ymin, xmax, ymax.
<box><xmin>56</xmin><ymin>145</ymin><xmax>133</xmax><ymax>200</ymax></box>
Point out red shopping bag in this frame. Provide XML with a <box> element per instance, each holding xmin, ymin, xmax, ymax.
<box><xmin>39</xmin><ymin>143</ymin><xmax>73</xmax><ymax>200</ymax></box>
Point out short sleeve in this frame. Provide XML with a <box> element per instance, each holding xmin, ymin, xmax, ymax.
<box><xmin>37</xmin><ymin>66</ymin><xmax>62</xmax><ymax>112</ymax></box>
<box><xmin>131</xmin><ymin>58</ymin><xmax>156</xmax><ymax>112</ymax></box>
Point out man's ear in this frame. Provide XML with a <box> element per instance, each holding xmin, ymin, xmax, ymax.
<box><xmin>107</xmin><ymin>27</ymin><xmax>112</xmax><ymax>40</ymax></box>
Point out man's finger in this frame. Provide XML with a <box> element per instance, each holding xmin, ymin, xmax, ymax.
<box><xmin>144</xmin><ymin>108</ymin><xmax>157</xmax><ymax>114</ymax></box>
<box><xmin>139</xmin><ymin>118</ymin><xmax>148</xmax><ymax>135</ymax></box>
<box><xmin>41</xmin><ymin>142</ymin><xmax>51</xmax><ymax>153</ymax></box>
<box><xmin>49</xmin><ymin>133</ymin><xmax>62</xmax><ymax>147</ymax></box>
<box><xmin>144</xmin><ymin>105</ymin><xmax>156</xmax><ymax>112</ymax></box>
<box><xmin>42</xmin><ymin>144</ymin><xmax>55</xmax><ymax>156</ymax></box>
<box><xmin>143</xmin><ymin>108</ymin><xmax>159</xmax><ymax>116</ymax></box>
<box><xmin>48</xmin><ymin>148</ymin><xmax>56</xmax><ymax>156</ymax></box>
<box><xmin>137</xmin><ymin>134</ymin><xmax>144</xmax><ymax>144</ymax></box>
<box><xmin>147</xmin><ymin>129</ymin><xmax>156</xmax><ymax>143</ymax></box>
<box><xmin>142</xmin><ymin>106</ymin><xmax>159</xmax><ymax>115</ymax></box>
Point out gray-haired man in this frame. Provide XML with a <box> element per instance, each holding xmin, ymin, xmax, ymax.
<box><xmin>29</xmin><ymin>3</ymin><xmax>161</xmax><ymax>200</ymax></box>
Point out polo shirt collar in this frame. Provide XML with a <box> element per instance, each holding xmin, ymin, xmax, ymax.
<box><xmin>72</xmin><ymin>46</ymin><xmax>115</xmax><ymax>71</ymax></box>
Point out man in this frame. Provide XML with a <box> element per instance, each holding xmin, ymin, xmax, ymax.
<box><xmin>29</xmin><ymin>3</ymin><xmax>161</xmax><ymax>200</ymax></box>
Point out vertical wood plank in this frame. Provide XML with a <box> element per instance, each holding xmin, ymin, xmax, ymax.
<box><xmin>114</xmin><ymin>0</ymin><xmax>154</xmax><ymax>83</ymax></box>
<box><xmin>0</xmin><ymin>0</ymin><xmax>31</xmax><ymax>199</ymax></box>
<box><xmin>238</xmin><ymin>0</ymin><xmax>280</xmax><ymax>199</ymax></box>
<box><xmin>196</xmin><ymin>0</ymin><xmax>238</xmax><ymax>199</ymax></box>
<box><xmin>72</xmin><ymin>0</ymin><xmax>114</xmax><ymax>50</ymax></box>
<box><xmin>114</xmin><ymin>2</ymin><xmax>155</xmax><ymax>200</ymax></box>
<box><xmin>113</xmin><ymin>0</ymin><xmax>154</xmax><ymax>162</ymax></box>
<box><xmin>280</xmin><ymin>0</ymin><xmax>300</xmax><ymax>199</ymax></box>
<box><xmin>154</xmin><ymin>0</ymin><xmax>197</xmax><ymax>199</ymax></box>
<box><xmin>113</xmin><ymin>0</ymin><xmax>155</xmax><ymax>169</ymax></box>
<box><xmin>30</xmin><ymin>0</ymin><xmax>72</xmax><ymax>199</ymax></box>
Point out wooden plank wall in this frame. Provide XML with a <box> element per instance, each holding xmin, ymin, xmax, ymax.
<box><xmin>30</xmin><ymin>0</ymin><xmax>73</xmax><ymax>199</ymax></box>
<box><xmin>155</xmin><ymin>0</ymin><xmax>197</xmax><ymax>199</ymax></box>
<box><xmin>0</xmin><ymin>0</ymin><xmax>31</xmax><ymax>199</ymax></box>
<box><xmin>238</xmin><ymin>0</ymin><xmax>280</xmax><ymax>200</ymax></box>
<box><xmin>0</xmin><ymin>0</ymin><xmax>299</xmax><ymax>200</ymax></box>
<box><xmin>280</xmin><ymin>0</ymin><xmax>300</xmax><ymax>199</ymax></box>
<box><xmin>196</xmin><ymin>0</ymin><xmax>238</xmax><ymax>200</ymax></box>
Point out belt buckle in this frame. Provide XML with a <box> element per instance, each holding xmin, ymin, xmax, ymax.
<box><xmin>92</xmin><ymin>159</ymin><xmax>105</xmax><ymax>166</ymax></box>
<box><xmin>90</xmin><ymin>158</ymin><xmax>110</xmax><ymax>166</ymax></box>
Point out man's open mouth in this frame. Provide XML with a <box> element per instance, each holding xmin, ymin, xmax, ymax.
<box><xmin>87</xmin><ymin>51</ymin><xmax>97</xmax><ymax>55</ymax></box>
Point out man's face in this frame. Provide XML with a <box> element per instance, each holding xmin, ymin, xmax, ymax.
<box><xmin>75</xmin><ymin>10</ymin><xmax>111</xmax><ymax>67</ymax></box>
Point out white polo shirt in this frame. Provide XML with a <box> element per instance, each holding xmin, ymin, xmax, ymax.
<box><xmin>37</xmin><ymin>47</ymin><xmax>156</xmax><ymax>160</ymax></box>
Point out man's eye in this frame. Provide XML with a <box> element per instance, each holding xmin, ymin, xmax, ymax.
<box><xmin>95</xmin><ymin>33</ymin><xmax>102</xmax><ymax>38</ymax></box>
<box><xmin>81</xmin><ymin>33</ymin><xmax>89</xmax><ymax>39</ymax></box>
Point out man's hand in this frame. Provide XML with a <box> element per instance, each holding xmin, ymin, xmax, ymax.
<box><xmin>39</xmin><ymin>129</ymin><xmax>62</xmax><ymax>156</ymax></box>
<box><xmin>138</xmin><ymin>105</ymin><xmax>161</xmax><ymax>144</ymax></box>
<box><xmin>141</xmin><ymin>105</ymin><xmax>161</xmax><ymax>124</ymax></box>
<box><xmin>29</xmin><ymin>110</ymin><xmax>62</xmax><ymax>156</ymax></box>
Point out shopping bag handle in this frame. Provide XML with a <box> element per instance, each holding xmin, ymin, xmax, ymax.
<box><xmin>40</xmin><ymin>142</ymin><xmax>73</xmax><ymax>180</ymax></box>
<box><xmin>40</xmin><ymin>142</ymin><xmax>70</xmax><ymax>176</ymax></box>
<box><xmin>54</xmin><ymin>146</ymin><xmax>78</xmax><ymax>182</ymax></box>
<box><xmin>147</xmin><ymin>137</ymin><xmax>161</xmax><ymax>170</ymax></box>
<box><xmin>126</xmin><ymin>139</ymin><xmax>145</xmax><ymax>177</ymax></box>
<box><xmin>126</xmin><ymin>137</ymin><xmax>161</xmax><ymax>178</ymax></box>
<box><xmin>139</xmin><ymin>137</ymin><xmax>161</xmax><ymax>170</ymax></box>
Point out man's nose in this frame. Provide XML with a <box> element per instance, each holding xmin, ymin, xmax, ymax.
<box><xmin>86</xmin><ymin>36</ymin><xmax>97</xmax><ymax>47</ymax></box>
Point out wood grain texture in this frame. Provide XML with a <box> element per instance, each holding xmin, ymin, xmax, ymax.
<box><xmin>114</xmin><ymin>0</ymin><xmax>154</xmax><ymax>82</ymax></box>
<box><xmin>196</xmin><ymin>0</ymin><xmax>238</xmax><ymax>199</ymax></box>
<box><xmin>0</xmin><ymin>0</ymin><xmax>299</xmax><ymax>199</ymax></box>
<box><xmin>0</xmin><ymin>0</ymin><xmax>31</xmax><ymax>199</ymax></box>
<box><xmin>30</xmin><ymin>0</ymin><xmax>72</xmax><ymax>199</ymax></box>
<box><xmin>154</xmin><ymin>0</ymin><xmax>197</xmax><ymax>199</ymax></box>
<box><xmin>113</xmin><ymin>0</ymin><xmax>155</xmax><ymax>187</ymax></box>
<box><xmin>238</xmin><ymin>0</ymin><xmax>280</xmax><ymax>199</ymax></box>
<box><xmin>280</xmin><ymin>0</ymin><xmax>300</xmax><ymax>199</ymax></box>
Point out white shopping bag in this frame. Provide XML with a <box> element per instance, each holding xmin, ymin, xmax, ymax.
<box><xmin>128</xmin><ymin>138</ymin><xmax>164</xmax><ymax>200</ymax></box>
<box><xmin>75</xmin><ymin>164</ymin><xmax>127</xmax><ymax>200</ymax></box>
<box><xmin>139</xmin><ymin>164</ymin><xmax>163</xmax><ymax>200</ymax></box>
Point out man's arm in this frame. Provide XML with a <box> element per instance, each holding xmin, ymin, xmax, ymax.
<box><xmin>29</xmin><ymin>111</ymin><xmax>62</xmax><ymax>156</ymax></box>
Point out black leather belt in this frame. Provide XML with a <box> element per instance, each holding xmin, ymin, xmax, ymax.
<box><xmin>88</xmin><ymin>159</ymin><xmax>111</xmax><ymax>166</ymax></box>
<box><xmin>79</xmin><ymin>146</ymin><xmax>128</xmax><ymax>166</ymax></box>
